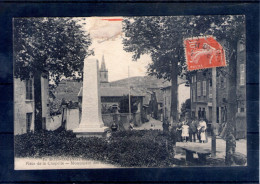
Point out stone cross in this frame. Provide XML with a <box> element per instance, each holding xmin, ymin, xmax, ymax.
<box><xmin>73</xmin><ymin>58</ymin><xmax>107</xmax><ymax>137</ymax></box>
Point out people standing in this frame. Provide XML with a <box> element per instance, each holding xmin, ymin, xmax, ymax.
<box><xmin>189</xmin><ymin>117</ymin><xmax>198</xmax><ymax>142</ymax></box>
<box><xmin>199</xmin><ymin>118</ymin><xmax>207</xmax><ymax>143</ymax></box>
<box><xmin>163</xmin><ymin>117</ymin><xmax>170</xmax><ymax>134</ymax></box>
<box><xmin>181</xmin><ymin>121</ymin><xmax>189</xmax><ymax>142</ymax></box>
<box><xmin>198</xmin><ymin>107</ymin><xmax>202</xmax><ymax>119</ymax></box>
<box><xmin>176</xmin><ymin>120</ymin><xmax>183</xmax><ymax>142</ymax></box>
<box><xmin>111</xmin><ymin>122</ymin><xmax>118</xmax><ymax>132</ymax></box>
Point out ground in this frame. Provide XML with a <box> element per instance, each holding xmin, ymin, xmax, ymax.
<box><xmin>23</xmin><ymin>116</ymin><xmax>246</xmax><ymax>168</ymax></box>
<box><xmin>135</xmin><ymin>118</ymin><xmax>247</xmax><ymax>162</ymax></box>
<box><xmin>134</xmin><ymin>117</ymin><xmax>163</xmax><ymax>130</ymax></box>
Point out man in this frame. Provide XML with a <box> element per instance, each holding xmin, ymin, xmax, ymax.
<box><xmin>189</xmin><ymin>117</ymin><xmax>198</xmax><ymax>142</ymax></box>
<box><xmin>163</xmin><ymin>117</ymin><xmax>170</xmax><ymax>134</ymax></box>
<box><xmin>198</xmin><ymin>107</ymin><xmax>202</xmax><ymax>119</ymax></box>
<box><xmin>111</xmin><ymin>122</ymin><xmax>118</xmax><ymax>132</ymax></box>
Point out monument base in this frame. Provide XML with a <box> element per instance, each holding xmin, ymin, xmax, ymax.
<box><xmin>73</xmin><ymin>127</ymin><xmax>109</xmax><ymax>138</ymax></box>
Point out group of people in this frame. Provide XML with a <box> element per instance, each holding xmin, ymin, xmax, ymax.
<box><xmin>176</xmin><ymin>117</ymin><xmax>208</xmax><ymax>143</ymax></box>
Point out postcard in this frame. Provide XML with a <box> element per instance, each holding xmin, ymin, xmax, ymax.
<box><xmin>13</xmin><ymin>16</ymin><xmax>247</xmax><ymax>170</ymax></box>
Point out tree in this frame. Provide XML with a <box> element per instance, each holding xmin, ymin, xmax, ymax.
<box><xmin>210</xmin><ymin>16</ymin><xmax>245</xmax><ymax>165</ymax></box>
<box><xmin>123</xmin><ymin>17</ymin><xmax>195</xmax><ymax>125</ymax></box>
<box><xmin>123</xmin><ymin>15</ymin><xmax>245</xmax><ymax>164</ymax></box>
<box><xmin>180</xmin><ymin>99</ymin><xmax>191</xmax><ymax>118</ymax></box>
<box><xmin>14</xmin><ymin>18</ymin><xmax>93</xmax><ymax>132</ymax></box>
<box><xmin>187</xmin><ymin>15</ymin><xmax>245</xmax><ymax>165</ymax></box>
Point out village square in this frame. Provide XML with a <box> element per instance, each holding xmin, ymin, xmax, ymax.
<box><xmin>13</xmin><ymin>16</ymin><xmax>247</xmax><ymax>169</ymax></box>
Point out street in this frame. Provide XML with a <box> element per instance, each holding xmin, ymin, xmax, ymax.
<box><xmin>136</xmin><ymin>118</ymin><xmax>246</xmax><ymax>162</ymax></box>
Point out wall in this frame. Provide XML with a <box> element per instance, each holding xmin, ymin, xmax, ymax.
<box><xmin>14</xmin><ymin>76</ymin><xmax>50</xmax><ymax>135</ymax></box>
<box><xmin>178</xmin><ymin>83</ymin><xmax>190</xmax><ymax>111</ymax></box>
<box><xmin>14</xmin><ymin>78</ymin><xmax>35</xmax><ymax>135</ymax></box>
<box><xmin>162</xmin><ymin>83</ymin><xmax>190</xmax><ymax>120</ymax></box>
<box><xmin>63</xmin><ymin>108</ymin><xmax>141</xmax><ymax>131</ymax></box>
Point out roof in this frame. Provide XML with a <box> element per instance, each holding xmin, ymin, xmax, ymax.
<box><xmin>78</xmin><ymin>86</ymin><xmax>145</xmax><ymax>97</ymax></box>
<box><xmin>161</xmin><ymin>78</ymin><xmax>187</xmax><ymax>90</ymax></box>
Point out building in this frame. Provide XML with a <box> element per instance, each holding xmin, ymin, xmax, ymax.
<box><xmin>100</xmin><ymin>55</ymin><xmax>109</xmax><ymax>87</ymax></box>
<box><xmin>189</xmin><ymin>40</ymin><xmax>246</xmax><ymax>138</ymax></box>
<box><xmin>161</xmin><ymin>78</ymin><xmax>190</xmax><ymax>120</ymax></box>
<box><xmin>14</xmin><ymin>75</ymin><xmax>50</xmax><ymax>135</ymax></box>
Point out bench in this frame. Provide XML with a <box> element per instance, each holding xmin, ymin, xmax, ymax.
<box><xmin>180</xmin><ymin>146</ymin><xmax>211</xmax><ymax>164</ymax></box>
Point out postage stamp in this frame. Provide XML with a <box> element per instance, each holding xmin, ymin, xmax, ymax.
<box><xmin>184</xmin><ymin>36</ymin><xmax>226</xmax><ymax>71</ymax></box>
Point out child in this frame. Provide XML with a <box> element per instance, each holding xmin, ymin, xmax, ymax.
<box><xmin>181</xmin><ymin>121</ymin><xmax>189</xmax><ymax>142</ymax></box>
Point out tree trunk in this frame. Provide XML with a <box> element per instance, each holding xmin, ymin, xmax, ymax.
<box><xmin>170</xmin><ymin>60</ymin><xmax>178</xmax><ymax>125</ymax></box>
<box><xmin>34</xmin><ymin>71</ymin><xmax>43</xmax><ymax>132</ymax></box>
<box><xmin>225</xmin><ymin>45</ymin><xmax>237</xmax><ymax>165</ymax></box>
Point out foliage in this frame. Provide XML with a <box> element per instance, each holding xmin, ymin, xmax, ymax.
<box><xmin>13</xmin><ymin>17</ymin><xmax>93</xmax><ymax>84</ymax></box>
<box><xmin>13</xmin><ymin>18</ymin><xmax>93</xmax><ymax>131</ymax></box>
<box><xmin>180</xmin><ymin>98</ymin><xmax>191</xmax><ymax>118</ymax></box>
<box><xmin>122</xmin><ymin>16</ymin><xmax>198</xmax><ymax>122</ymax></box>
<box><xmin>15</xmin><ymin>129</ymin><xmax>176</xmax><ymax>167</ymax></box>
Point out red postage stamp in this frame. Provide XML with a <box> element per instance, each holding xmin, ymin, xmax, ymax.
<box><xmin>184</xmin><ymin>36</ymin><xmax>226</xmax><ymax>71</ymax></box>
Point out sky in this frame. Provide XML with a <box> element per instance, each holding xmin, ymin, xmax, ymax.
<box><xmin>81</xmin><ymin>17</ymin><xmax>151</xmax><ymax>82</ymax></box>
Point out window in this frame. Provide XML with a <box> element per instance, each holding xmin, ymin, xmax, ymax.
<box><xmin>197</xmin><ymin>82</ymin><xmax>201</xmax><ymax>96</ymax></box>
<box><xmin>194</xmin><ymin>75</ymin><xmax>196</xmax><ymax>82</ymax></box>
<box><xmin>203</xmin><ymin>81</ymin><xmax>206</xmax><ymax>96</ymax></box>
<box><xmin>26</xmin><ymin>113</ymin><xmax>32</xmax><ymax>133</ymax></box>
<box><xmin>240</xmin><ymin>64</ymin><xmax>245</xmax><ymax>85</ymax></box>
<box><xmin>240</xmin><ymin>107</ymin><xmax>245</xmax><ymax>112</ymax></box>
<box><xmin>26</xmin><ymin>79</ymin><xmax>33</xmax><ymax>100</ymax></box>
<box><xmin>193</xmin><ymin>88</ymin><xmax>196</xmax><ymax>102</ymax></box>
<box><xmin>209</xmin><ymin>79</ymin><xmax>212</xmax><ymax>98</ymax></box>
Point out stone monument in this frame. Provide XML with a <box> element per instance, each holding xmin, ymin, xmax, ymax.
<box><xmin>73</xmin><ymin>58</ymin><xmax>108</xmax><ymax>137</ymax></box>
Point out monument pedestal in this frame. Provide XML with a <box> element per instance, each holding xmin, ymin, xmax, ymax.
<box><xmin>73</xmin><ymin>58</ymin><xmax>108</xmax><ymax>137</ymax></box>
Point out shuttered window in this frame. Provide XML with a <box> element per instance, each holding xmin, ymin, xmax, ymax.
<box><xmin>203</xmin><ymin>81</ymin><xmax>206</xmax><ymax>96</ymax></box>
<box><xmin>26</xmin><ymin>79</ymin><xmax>33</xmax><ymax>100</ymax></box>
<box><xmin>197</xmin><ymin>82</ymin><xmax>201</xmax><ymax>96</ymax></box>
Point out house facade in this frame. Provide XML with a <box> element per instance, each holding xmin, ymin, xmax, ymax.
<box><xmin>14</xmin><ymin>75</ymin><xmax>50</xmax><ymax>135</ymax></box>
<box><xmin>189</xmin><ymin>40</ymin><xmax>246</xmax><ymax>138</ymax></box>
<box><xmin>161</xmin><ymin>79</ymin><xmax>190</xmax><ymax>120</ymax></box>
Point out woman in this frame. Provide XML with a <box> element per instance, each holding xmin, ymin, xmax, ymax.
<box><xmin>199</xmin><ymin>119</ymin><xmax>207</xmax><ymax>143</ymax></box>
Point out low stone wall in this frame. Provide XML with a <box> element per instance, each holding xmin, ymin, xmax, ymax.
<box><xmin>62</xmin><ymin>108</ymin><xmax>142</xmax><ymax>131</ymax></box>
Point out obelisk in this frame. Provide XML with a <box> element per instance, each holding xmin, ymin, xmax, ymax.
<box><xmin>73</xmin><ymin>58</ymin><xmax>108</xmax><ymax>137</ymax></box>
